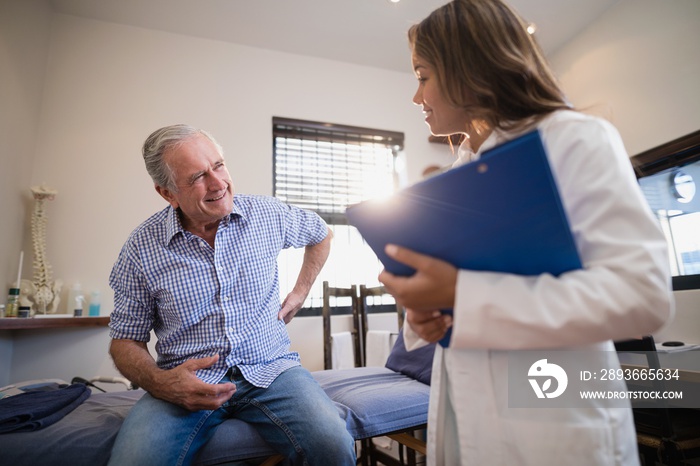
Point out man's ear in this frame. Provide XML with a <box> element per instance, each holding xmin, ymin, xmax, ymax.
<box><xmin>155</xmin><ymin>185</ymin><xmax>178</xmax><ymax>209</ymax></box>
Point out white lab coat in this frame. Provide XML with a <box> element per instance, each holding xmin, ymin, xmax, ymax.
<box><xmin>404</xmin><ymin>110</ymin><xmax>673</xmax><ymax>465</ymax></box>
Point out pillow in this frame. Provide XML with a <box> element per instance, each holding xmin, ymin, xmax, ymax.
<box><xmin>384</xmin><ymin>329</ymin><xmax>436</xmax><ymax>385</ymax></box>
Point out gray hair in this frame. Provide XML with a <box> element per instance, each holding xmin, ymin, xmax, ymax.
<box><xmin>142</xmin><ymin>124</ymin><xmax>223</xmax><ymax>191</ymax></box>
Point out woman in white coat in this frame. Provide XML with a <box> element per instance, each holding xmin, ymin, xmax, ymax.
<box><xmin>378</xmin><ymin>1</ymin><xmax>673</xmax><ymax>465</ymax></box>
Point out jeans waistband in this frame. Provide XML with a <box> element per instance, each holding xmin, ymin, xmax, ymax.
<box><xmin>224</xmin><ymin>366</ymin><xmax>239</xmax><ymax>379</ymax></box>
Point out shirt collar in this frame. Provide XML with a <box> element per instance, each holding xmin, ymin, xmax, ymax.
<box><xmin>453</xmin><ymin>128</ymin><xmax>520</xmax><ymax>168</ymax></box>
<box><xmin>220</xmin><ymin>201</ymin><xmax>245</xmax><ymax>228</ymax></box>
<box><xmin>164</xmin><ymin>206</ymin><xmax>184</xmax><ymax>244</ymax></box>
<box><xmin>164</xmin><ymin>202</ymin><xmax>245</xmax><ymax>245</ymax></box>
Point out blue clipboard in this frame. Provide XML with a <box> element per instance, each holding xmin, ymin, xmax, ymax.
<box><xmin>345</xmin><ymin>130</ymin><xmax>582</xmax><ymax>346</ymax></box>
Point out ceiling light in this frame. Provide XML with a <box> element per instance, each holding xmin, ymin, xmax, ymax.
<box><xmin>388</xmin><ymin>0</ymin><xmax>401</xmax><ymax>3</ymax></box>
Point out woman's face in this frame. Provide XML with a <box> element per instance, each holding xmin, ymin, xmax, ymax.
<box><xmin>412</xmin><ymin>52</ymin><xmax>471</xmax><ymax>137</ymax></box>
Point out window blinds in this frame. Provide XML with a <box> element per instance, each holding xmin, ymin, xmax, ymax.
<box><xmin>273</xmin><ymin>117</ymin><xmax>404</xmax><ymax>224</ymax></box>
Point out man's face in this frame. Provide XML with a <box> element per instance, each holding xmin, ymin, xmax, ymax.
<box><xmin>156</xmin><ymin>134</ymin><xmax>234</xmax><ymax>231</ymax></box>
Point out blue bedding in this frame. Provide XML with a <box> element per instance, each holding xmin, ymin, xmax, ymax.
<box><xmin>0</xmin><ymin>369</ymin><xmax>429</xmax><ymax>465</ymax></box>
<box><xmin>314</xmin><ymin>366</ymin><xmax>430</xmax><ymax>438</ymax></box>
<box><xmin>0</xmin><ymin>383</ymin><xmax>91</xmax><ymax>433</ymax></box>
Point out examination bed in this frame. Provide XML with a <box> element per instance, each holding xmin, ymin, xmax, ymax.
<box><xmin>0</xmin><ymin>332</ymin><xmax>433</xmax><ymax>465</ymax></box>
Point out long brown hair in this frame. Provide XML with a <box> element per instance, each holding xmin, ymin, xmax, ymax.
<box><xmin>408</xmin><ymin>0</ymin><xmax>571</xmax><ymax>133</ymax></box>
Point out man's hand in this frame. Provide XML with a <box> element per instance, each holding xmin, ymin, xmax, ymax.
<box><xmin>279</xmin><ymin>227</ymin><xmax>333</xmax><ymax>324</ymax></box>
<box><xmin>279</xmin><ymin>290</ymin><xmax>306</xmax><ymax>323</ymax></box>
<box><xmin>110</xmin><ymin>339</ymin><xmax>236</xmax><ymax>413</ymax></box>
<box><xmin>150</xmin><ymin>355</ymin><xmax>236</xmax><ymax>412</ymax></box>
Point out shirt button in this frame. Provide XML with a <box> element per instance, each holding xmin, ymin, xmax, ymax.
<box><xmin>222</xmin><ymin>296</ymin><xmax>229</xmax><ymax>302</ymax></box>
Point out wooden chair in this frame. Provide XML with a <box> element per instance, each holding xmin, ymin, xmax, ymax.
<box><xmin>615</xmin><ymin>336</ymin><xmax>700</xmax><ymax>465</ymax></box>
<box><xmin>320</xmin><ymin>283</ymin><xmax>428</xmax><ymax>466</ymax></box>
<box><xmin>357</xmin><ymin>284</ymin><xmax>424</xmax><ymax>466</ymax></box>
<box><xmin>322</xmin><ymin>281</ymin><xmax>361</xmax><ymax>369</ymax></box>
<box><xmin>357</xmin><ymin>284</ymin><xmax>405</xmax><ymax>367</ymax></box>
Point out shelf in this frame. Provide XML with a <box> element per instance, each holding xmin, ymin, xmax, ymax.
<box><xmin>0</xmin><ymin>316</ymin><xmax>110</xmax><ymax>330</ymax></box>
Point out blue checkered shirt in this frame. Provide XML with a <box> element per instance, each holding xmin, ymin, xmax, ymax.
<box><xmin>109</xmin><ymin>194</ymin><xmax>328</xmax><ymax>387</ymax></box>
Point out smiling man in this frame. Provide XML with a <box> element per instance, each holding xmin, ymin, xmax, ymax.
<box><xmin>107</xmin><ymin>124</ymin><xmax>355</xmax><ymax>466</ymax></box>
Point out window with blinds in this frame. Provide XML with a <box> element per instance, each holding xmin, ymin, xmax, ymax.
<box><xmin>273</xmin><ymin>117</ymin><xmax>404</xmax><ymax>224</ymax></box>
<box><xmin>273</xmin><ymin>117</ymin><xmax>405</xmax><ymax>315</ymax></box>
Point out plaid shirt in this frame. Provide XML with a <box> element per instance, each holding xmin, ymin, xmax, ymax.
<box><xmin>109</xmin><ymin>194</ymin><xmax>328</xmax><ymax>387</ymax></box>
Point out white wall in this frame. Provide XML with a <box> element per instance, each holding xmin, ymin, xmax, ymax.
<box><xmin>550</xmin><ymin>0</ymin><xmax>700</xmax><ymax>345</ymax></box>
<box><xmin>550</xmin><ymin>0</ymin><xmax>700</xmax><ymax>154</ymax></box>
<box><xmin>31</xmin><ymin>13</ymin><xmax>452</xmax><ymax>307</ymax></box>
<box><xmin>0</xmin><ymin>0</ymin><xmax>53</xmax><ymax>386</ymax></box>
<box><xmin>1</xmin><ymin>6</ymin><xmax>451</xmax><ymax>385</ymax></box>
<box><xmin>2</xmin><ymin>0</ymin><xmax>700</xmax><ymax>386</ymax></box>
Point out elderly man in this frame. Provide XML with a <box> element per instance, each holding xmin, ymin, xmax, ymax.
<box><xmin>107</xmin><ymin>124</ymin><xmax>355</xmax><ymax>466</ymax></box>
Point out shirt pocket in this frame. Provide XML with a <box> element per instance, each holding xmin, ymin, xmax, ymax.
<box><xmin>151</xmin><ymin>257</ymin><xmax>218</xmax><ymax>327</ymax></box>
<box><xmin>235</xmin><ymin>253</ymin><xmax>278</xmax><ymax>309</ymax></box>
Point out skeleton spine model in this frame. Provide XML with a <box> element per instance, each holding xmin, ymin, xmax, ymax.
<box><xmin>20</xmin><ymin>185</ymin><xmax>63</xmax><ymax>314</ymax></box>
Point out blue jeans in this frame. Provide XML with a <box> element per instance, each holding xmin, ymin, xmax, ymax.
<box><xmin>108</xmin><ymin>366</ymin><xmax>355</xmax><ymax>466</ymax></box>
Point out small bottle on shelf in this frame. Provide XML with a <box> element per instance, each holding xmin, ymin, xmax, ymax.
<box><xmin>88</xmin><ymin>290</ymin><xmax>101</xmax><ymax>317</ymax></box>
<box><xmin>18</xmin><ymin>306</ymin><xmax>31</xmax><ymax>318</ymax></box>
<box><xmin>5</xmin><ymin>288</ymin><xmax>20</xmax><ymax>318</ymax></box>
<box><xmin>66</xmin><ymin>282</ymin><xmax>82</xmax><ymax>315</ymax></box>
<box><xmin>74</xmin><ymin>295</ymin><xmax>84</xmax><ymax>317</ymax></box>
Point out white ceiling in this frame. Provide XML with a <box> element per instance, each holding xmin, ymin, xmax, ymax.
<box><xmin>48</xmin><ymin>0</ymin><xmax>620</xmax><ymax>73</ymax></box>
